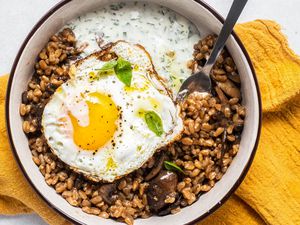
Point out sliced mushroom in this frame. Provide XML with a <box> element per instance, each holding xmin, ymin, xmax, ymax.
<box><xmin>215</xmin><ymin>86</ymin><xmax>228</xmax><ymax>104</ymax></box>
<box><xmin>234</xmin><ymin>123</ymin><xmax>244</xmax><ymax>132</ymax></box>
<box><xmin>30</xmin><ymin>103</ymin><xmax>45</xmax><ymax>131</ymax></box>
<box><xmin>217</xmin><ymin>79</ymin><xmax>240</xmax><ymax>99</ymax></box>
<box><xmin>98</xmin><ymin>182</ymin><xmax>118</xmax><ymax>205</ymax></box>
<box><xmin>22</xmin><ymin>91</ymin><xmax>29</xmax><ymax>104</ymax></box>
<box><xmin>228</xmin><ymin>73</ymin><xmax>241</xmax><ymax>83</ymax></box>
<box><xmin>217</xmin><ymin>128</ymin><xmax>228</xmax><ymax>167</ymax></box>
<box><xmin>157</xmin><ymin>195</ymin><xmax>182</xmax><ymax>216</ymax></box>
<box><xmin>145</xmin><ymin>152</ymin><xmax>167</xmax><ymax>181</ymax></box>
<box><xmin>146</xmin><ymin>170</ymin><xmax>178</xmax><ymax>212</ymax></box>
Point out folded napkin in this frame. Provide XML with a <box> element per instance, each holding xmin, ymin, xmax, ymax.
<box><xmin>0</xmin><ymin>20</ymin><xmax>299</xmax><ymax>225</ymax></box>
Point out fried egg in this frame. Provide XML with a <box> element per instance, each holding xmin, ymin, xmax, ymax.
<box><xmin>42</xmin><ymin>41</ymin><xmax>183</xmax><ymax>182</ymax></box>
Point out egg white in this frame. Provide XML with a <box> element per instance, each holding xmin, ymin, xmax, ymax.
<box><xmin>42</xmin><ymin>41</ymin><xmax>183</xmax><ymax>182</ymax></box>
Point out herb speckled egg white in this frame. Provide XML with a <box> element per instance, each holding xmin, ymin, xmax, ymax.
<box><xmin>42</xmin><ymin>42</ymin><xmax>183</xmax><ymax>182</ymax></box>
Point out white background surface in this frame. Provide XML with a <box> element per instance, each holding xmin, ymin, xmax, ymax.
<box><xmin>0</xmin><ymin>0</ymin><xmax>299</xmax><ymax>224</ymax></box>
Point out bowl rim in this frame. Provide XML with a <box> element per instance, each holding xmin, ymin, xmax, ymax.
<box><xmin>5</xmin><ymin>0</ymin><xmax>262</xmax><ymax>224</ymax></box>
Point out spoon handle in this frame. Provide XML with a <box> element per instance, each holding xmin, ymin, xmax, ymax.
<box><xmin>202</xmin><ymin>0</ymin><xmax>248</xmax><ymax>75</ymax></box>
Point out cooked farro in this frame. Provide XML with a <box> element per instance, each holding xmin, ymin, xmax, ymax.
<box><xmin>20</xmin><ymin>29</ymin><xmax>244</xmax><ymax>224</ymax></box>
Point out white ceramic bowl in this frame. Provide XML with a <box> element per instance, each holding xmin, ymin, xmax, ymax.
<box><xmin>6</xmin><ymin>0</ymin><xmax>262</xmax><ymax>224</ymax></box>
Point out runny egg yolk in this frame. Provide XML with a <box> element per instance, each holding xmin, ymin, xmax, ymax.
<box><xmin>69</xmin><ymin>92</ymin><xmax>118</xmax><ymax>150</ymax></box>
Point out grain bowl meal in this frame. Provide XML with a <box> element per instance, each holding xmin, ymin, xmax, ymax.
<box><xmin>19</xmin><ymin>2</ymin><xmax>245</xmax><ymax>224</ymax></box>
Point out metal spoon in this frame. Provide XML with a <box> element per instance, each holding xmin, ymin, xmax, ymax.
<box><xmin>177</xmin><ymin>0</ymin><xmax>248</xmax><ymax>100</ymax></box>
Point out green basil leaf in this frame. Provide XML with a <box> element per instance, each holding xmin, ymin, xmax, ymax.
<box><xmin>114</xmin><ymin>57</ymin><xmax>132</xmax><ymax>87</ymax></box>
<box><xmin>144</xmin><ymin>111</ymin><xmax>163</xmax><ymax>136</ymax></box>
<box><xmin>95</xmin><ymin>58</ymin><xmax>133</xmax><ymax>86</ymax></box>
<box><xmin>96</xmin><ymin>60</ymin><xmax>117</xmax><ymax>77</ymax></box>
<box><xmin>98</xmin><ymin>60</ymin><xmax>117</xmax><ymax>71</ymax></box>
<box><xmin>164</xmin><ymin>161</ymin><xmax>184</xmax><ymax>173</ymax></box>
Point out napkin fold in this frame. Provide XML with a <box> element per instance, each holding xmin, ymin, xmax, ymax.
<box><xmin>0</xmin><ymin>20</ymin><xmax>299</xmax><ymax>225</ymax></box>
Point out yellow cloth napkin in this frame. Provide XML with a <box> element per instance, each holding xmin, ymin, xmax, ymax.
<box><xmin>0</xmin><ymin>20</ymin><xmax>299</xmax><ymax>225</ymax></box>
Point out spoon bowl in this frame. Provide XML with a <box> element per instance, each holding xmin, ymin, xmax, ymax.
<box><xmin>177</xmin><ymin>70</ymin><xmax>211</xmax><ymax>101</ymax></box>
<box><xmin>177</xmin><ymin>0</ymin><xmax>248</xmax><ymax>100</ymax></box>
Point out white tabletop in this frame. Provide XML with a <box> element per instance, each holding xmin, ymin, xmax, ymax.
<box><xmin>1</xmin><ymin>0</ymin><xmax>299</xmax><ymax>224</ymax></box>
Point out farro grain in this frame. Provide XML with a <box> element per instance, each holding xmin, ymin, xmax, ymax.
<box><xmin>20</xmin><ymin>32</ymin><xmax>245</xmax><ymax>223</ymax></box>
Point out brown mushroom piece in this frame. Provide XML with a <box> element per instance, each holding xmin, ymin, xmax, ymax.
<box><xmin>227</xmin><ymin>73</ymin><xmax>241</xmax><ymax>83</ymax></box>
<box><xmin>215</xmin><ymin>86</ymin><xmax>228</xmax><ymax>104</ymax></box>
<box><xmin>157</xmin><ymin>195</ymin><xmax>182</xmax><ymax>216</ymax></box>
<box><xmin>145</xmin><ymin>152</ymin><xmax>167</xmax><ymax>181</ymax></box>
<box><xmin>217</xmin><ymin>79</ymin><xmax>240</xmax><ymax>99</ymax></box>
<box><xmin>146</xmin><ymin>170</ymin><xmax>178</xmax><ymax>213</ymax></box>
<box><xmin>98</xmin><ymin>182</ymin><xmax>118</xmax><ymax>205</ymax></box>
<box><xmin>30</xmin><ymin>103</ymin><xmax>45</xmax><ymax>131</ymax></box>
<box><xmin>218</xmin><ymin>128</ymin><xmax>228</xmax><ymax>167</ymax></box>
